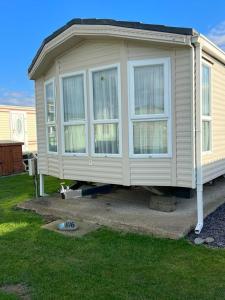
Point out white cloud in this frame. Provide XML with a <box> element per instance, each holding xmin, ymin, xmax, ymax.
<box><xmin>208</xmin><ymin>21</ymin><xmax>225</xmax><ymax>50</ymax></box>
<box><xmin>0</xmin><ymin>88</ymin><xmax>34</xmax><ymax>106</ymax></box>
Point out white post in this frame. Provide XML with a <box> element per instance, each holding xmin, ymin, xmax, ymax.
<box><xmin>194</xmin><ymin>42</ymin><xmax>203</xmax><ymax>234</ymax></box>
<box><xmin>39</xmin><ymin>173</ymin><xmax>45</xmax><ymax>197</ymax></box>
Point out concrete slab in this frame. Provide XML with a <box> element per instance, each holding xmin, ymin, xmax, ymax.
<box><xmin>42</xmin><ymin>219</ymin><xmax>100</xmax><ymax>237</ymax></box>
<box><xmin>18</xmin><ymin>177</ymin><xmax>225</xmax><ymax>239</ymax></box>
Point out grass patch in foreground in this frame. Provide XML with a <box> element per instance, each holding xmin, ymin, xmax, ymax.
<box><xmin>0</xmin><ymin>173</ymin><xmax>225</xmax><ymax>299</ymax></box>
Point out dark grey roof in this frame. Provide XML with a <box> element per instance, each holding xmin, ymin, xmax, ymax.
<box><xmin>28</xmin><ymin>18</ymin><xmax>197</xmax><ymax>73</ymax></box>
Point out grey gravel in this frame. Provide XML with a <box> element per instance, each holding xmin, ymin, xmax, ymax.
<box><xmin>188</xmin><ymin>201</ymin><xmax>225</xmax><ymax>248</ymax></box>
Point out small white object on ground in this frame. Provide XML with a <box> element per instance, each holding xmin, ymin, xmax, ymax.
<box><xmin>205</xmin><ymin>237</ymin><xmax>215</xmax><ymax>244</ymax></box>
<box><xmin>194</xmin><ymin>237</ymin><xmax>205</xmax><ymax>245</ymax></box>
<box><xmin>57</xmin><ymin>220</ymin><xmax>78</xmax><ymax>231</ymax></box>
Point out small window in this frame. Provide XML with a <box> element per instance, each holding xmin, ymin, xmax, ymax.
<box><xmin>202</xmin><ymin>120</ymin><xmax>211</xmax><ymax>152</ymax></box>
<box><xmin>90</xmin><ymin>65</ymin><xmax>121</xmax><ymax>156</ymax></box>
<box><xmin>202</xmin><ymin>64</ymin><xmax>212</xmax><ymax>153</ymax></box>
<box><xmin>61</xmin><ymin>72</ymin><xmax>87</xmax><ymax>154</ymax></box>
<box><xmin>45</xmin><ymin>79</ymin><xmax>57</xmax><ymax>153</ymax></box>
<box><xmin>128</xmin><ymin>58</ymin><xmax>171</xmax><ymax>157</ymax></box>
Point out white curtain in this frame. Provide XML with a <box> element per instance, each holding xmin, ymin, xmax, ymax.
<box><xmin>46</xmin><ymin>82</ymin><xmax>53</xmax><ymax>99</ymax></box>
<box><xmin>93</xmin><ymin>68</ymin><xmax>118</xmax><ymax>120</ymax></box>
<box><xmin>46</xmin><ymin>82</ymin><xmax>55</xmax><ymax>123</ymax></box>
<box><xmin>47</xmin><ymin>125</ymin><xmax>57</xmax><ymax>152</ymax></box>
<box><xmin>202</xmin><ymin>121</ymin><xmax>210</xmax><ymax>151</ymax></box>
<box><xmin>202</xmin><ymin>65</ymin><xmax>210</xmax><ymax>116</ymax></box>
<box><xmin>134</xmin><ymin>64</ymin><xmax>164</xmax><ymax>115</ymax></box>
<box><xmin>92</xmin><ymin>67</ymin><xmax>119</xmax><ymax>154</ymax></box>
<box><xmin>64</xmin><ymin>125</ymin><xmax>85</xmax><ymax>153</ymax></box>
<box><xmin>63</xmin><ymin>75</ymin><xmax>85</xmax><ymax>122</ymax></box>
<box><xmin>94</xmin><ymin>123</ymin><xmax>118</xmax><ymax>154</ymax></box>
<box><xmin>62</xmin><ymin>74</ymin><xmax>86</xmax><ymax>153</ymax></box>
<box><xmin>133</xmin><ymin>121</ymin><xmax>167</xmax><ymax>154</ymax></box>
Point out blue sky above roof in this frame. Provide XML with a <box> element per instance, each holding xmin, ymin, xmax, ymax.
<box><xmin>0</xmin><ymin>0</ymin><xmax>225</xmax><ymax>106</ymax></box>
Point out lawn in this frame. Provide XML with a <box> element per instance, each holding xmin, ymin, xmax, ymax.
<box><xmin>1</xmin><ymin>174</ymin><xmax>225</xmax><ymax>299</ymax></box>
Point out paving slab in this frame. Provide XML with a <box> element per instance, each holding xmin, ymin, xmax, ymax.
<box><xmin>17</xmin><ymin>177</ymin><xmax>225</xmax><ymax>239</ymax></box>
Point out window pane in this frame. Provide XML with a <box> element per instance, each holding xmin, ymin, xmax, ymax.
<box><xmin>202</xmin><ymin>121</ymin><xmax>210</xmax><ymax>152</ymax></box>
<box><xmin>46</xmin><ymin>82</ymin><xmax>55</xmax><ymax>122</ymax></box>
<box><xmin>94</xmin><ymin>123</ymin><xmax>119</xmax><ymax>154</ymax></box>
<box><xmin>134</xmin><ymin>64</ymin><xmax>164</xmax><ymax>115</ymax></box>
<box><xmin>48</xmin><ymin>125</ymin><xmax>57</xmax><ymax>152</ymax></box>
<box><xmin>202</xmin><ymin>65</ymin><xmax>210</xmax><ymax>116</ymax></box>
<box><xmin>133</xmin><ymin>121</ymin><xmax>167</xmax><ymax>154</ymax></box>
<box><xmin>93</xmin><ymin>67</ymin><xmax>118</xmax><ymax>120</ymax></box>
<box><xmin>63</xmin><ymin>75</ymin><xmax>85</xmax><ymax>122</ymax></box>
<box><xmin>64</xmin><ymin>125</ymin><xmax>86</xmax><ymax>153</ymax></box>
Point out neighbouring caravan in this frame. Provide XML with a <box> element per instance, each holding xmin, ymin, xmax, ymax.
<box><xmin>29</xmin><ymin>18</ymin><xmax>225</xmax><ymax>233</ymax></box>
<box><xmin>0</xmin><ymin>105</ymin><xmax>37</xmax><ymax>152</ymax></box>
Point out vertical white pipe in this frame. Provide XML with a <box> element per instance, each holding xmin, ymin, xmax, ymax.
<box><xmin>195</xmin><ymin>42</ymin><xmax>203</xmax><ymax>234</ymax></box>
<box><xmin>39</xmin><ymin>173</ymin><xmax>44</xmax><ymax>197</ymax></box>
<box><xmin>196</xmin><ymin>184</ymin><xmax>203</xmax><ymax>233</ymax></box>
<box><xmin>191</xmin><ymin>45</ymin><xmax>196</xmax><ymax>189</ymax></box>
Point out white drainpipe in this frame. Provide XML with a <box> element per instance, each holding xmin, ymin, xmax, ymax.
<box><xmin>192</xmin><ymin>40</ymin><xmax>204</xmax><ymax>234</ymax></box>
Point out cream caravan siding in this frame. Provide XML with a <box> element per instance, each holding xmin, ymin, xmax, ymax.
<box><xmin>175</xmin><ymin>48</ymin><xmax>194</xmax><ymax>187</ymax></box>
<box><xmin>202</xmin><ymin>54</ymin><xmax>225</xmax><ymax>183</ymax></box>
<box><xmin>0</xmin><ymin>111</ymin><xmax>10</xmax><ymax>139</ymax></box>
<box><xmin>35</xmin><ymin>79</ymin><xmax>49</xmax><ymax>174</ymax></box>
<box><xmin>36</xmin><ymin>38</ymin><xmax>194</xmax><ymax>187</ymax></box>
<box><xmin>0</xmin><ymin>105</ymin><xmax>37</xmax><ymax>152</ymax></box>
<box><xmin>27</xmin><ymin>112</ymin><xmax>37</xmax><ymax>151</ymax></box>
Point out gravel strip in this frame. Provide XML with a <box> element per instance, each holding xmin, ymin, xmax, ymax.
<box><xmin>188</xmin><ymin>201</ymin><xmax>225</xmax><ymax>248</ymax></box>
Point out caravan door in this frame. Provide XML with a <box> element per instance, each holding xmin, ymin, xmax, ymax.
<box><xmin>11</xmin><ymin>111</ymin><xmax>27</xmax><ymax>151</ymax></box>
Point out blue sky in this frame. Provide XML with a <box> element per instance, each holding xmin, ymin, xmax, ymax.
<box><xmin>0</xmin><ymin>0</ymin><xmax>225</xmax><ymax>106</ymax></box>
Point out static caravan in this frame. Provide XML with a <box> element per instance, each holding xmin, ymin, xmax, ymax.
<box><xmin>0</xmin><ymin>105</ymin><xmax>37</xmax><ymax>152</ymax></box>
<box><xmin>29</xmin><ymin>19</ymin><xmax>225</xmax><ymax>233</ymax></box>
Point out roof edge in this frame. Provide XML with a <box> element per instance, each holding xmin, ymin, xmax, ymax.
<box><xmin>28</xmin><ymin>18</ymin><xmax>197</xmax><ymax>74</ymax></box>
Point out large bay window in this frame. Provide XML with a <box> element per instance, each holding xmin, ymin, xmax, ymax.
<box><xmin>128</xmin><ymin>58</ymin><xmax>171</xmax><ymax>157</ymax></box>
<box><xmin>45</xmin><ymin>79</ymin><xmax>57</xmax><ymax>152</ymax></box>
<box><xmin>90</xmin><ymin>65</ymin><xmax>121</xmax><ymax>156</ymax></box>
<box><xmin>202</xmin><ymin>63</ymin><xmax>212</xmax><ymax>153</ymax></box>
<box><xmin>61</xmin><ymin>72</ymin><xmax>87</xmax><ymax>154</ymax></box>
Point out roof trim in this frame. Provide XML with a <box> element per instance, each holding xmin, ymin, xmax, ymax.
<box><xmin>192</xmin><ymin>34</ymin><xmax>225</xmax><ymax>65</ymax></box>
<box><xmin>28</xmin><ymin>18</ymin><xmax>197</xmax><ymax>74</ymax></box>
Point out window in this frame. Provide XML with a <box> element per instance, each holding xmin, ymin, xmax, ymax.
<box><xmin>61</xmin><ymin>72</ymin><xmax>87</xmax><ymax>154</ymax></box>
<box><xmin>202</xmin><ymin>63</ymin><xmax>212</xmax><ymax>152</ymax></box>
<box><xmin>45</xmin><ymin>79</ymin><xmax>57</xmax><ymax>152</ymax></box>
<box><xmin>90</xmin><ymin>65</ymin><xmax>121</xmax><ymax>156</ymax></box>
<box><xmin>128</xmin><ymin>58</ymin><xmax>171</xmax><ymax>157</ymax></box>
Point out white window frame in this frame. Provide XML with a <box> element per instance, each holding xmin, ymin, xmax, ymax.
<box><xmin>89</xmin><ymin>63</ymin><xmax>122</xmax><ymax>157</ymax></box>
<box><xmin>128</xmin><ymin>57</ymin><xmax>172</xmax><ymax>158</ymax></box>
<box><xmin>202</xmin><ymin>61</ymin><xmax>212</xmax><ymax>154</ymax></box>
<box><xmin>60</xmin><ymin>70</ymin><xmax>88</xmax><ymax>156</ymax></box>
<box><xmin>44</xmin><ymin>78</ymin><xmax>58</xmax><ymax>154</ymax></box>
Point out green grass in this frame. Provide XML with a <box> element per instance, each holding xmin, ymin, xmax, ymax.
<box><xmin>1</xmin><ymin>174</ymin><xmax>225</xmax><ymax>299</ymax></box>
